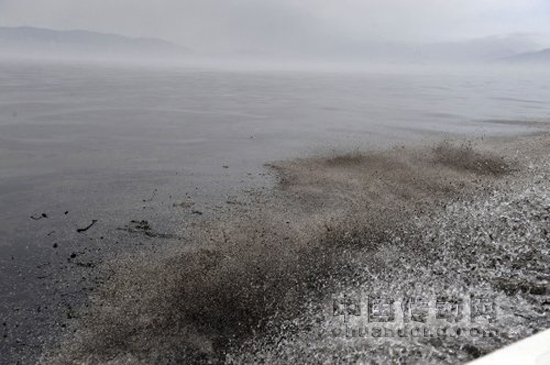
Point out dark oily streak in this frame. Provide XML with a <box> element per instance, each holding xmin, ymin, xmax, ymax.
<box><xmin>76</xmin><ymin>220</ymin><xmax>98</xmax><ymax>233</ymax></box>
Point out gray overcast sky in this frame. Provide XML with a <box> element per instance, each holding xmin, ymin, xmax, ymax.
<box><xmin>1</xmin><ymin>0</ymin><xmax>549</xmax><ymax>52</ymax></box>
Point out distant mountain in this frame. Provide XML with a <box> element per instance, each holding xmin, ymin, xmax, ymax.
<box><xmin>0</xmin><ymin>26</ymin><xmax>190</xmax><ymax>59</ymax></box>
<box><xmin>505</xmin><ymin>49</ymin><xmax>550</xmax><ymax>64</ymax></box>
<box><xmin>286</xmin><ymin>34</ymin><xmax>541</xmax><ymax>64</ymax></box>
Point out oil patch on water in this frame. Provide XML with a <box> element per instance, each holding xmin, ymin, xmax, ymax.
<box><xmin>40</xmin><ymin>136</ymin><xmax>550</xmax><ymax>365</ymax></box>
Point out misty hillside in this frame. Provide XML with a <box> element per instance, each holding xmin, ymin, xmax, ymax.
<box><xmin>329</xmin><ymin>35</ymin><xmax>541</xmax><ymax>64</ymax></box>
<box><xmin>0</xmin><ymin>26</ymin><xmax>190</xmax><ymax>58</ymax></box>
<box><xmin>505</xmin><ymin>48</ymin><xmax>550</xmax><ymax>64</ymax></box>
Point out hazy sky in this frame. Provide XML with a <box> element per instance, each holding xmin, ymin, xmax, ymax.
<box><xmin>1</xmin><ymin>0</ymin><xmax>549</xmax><ymax>52</ymax></box>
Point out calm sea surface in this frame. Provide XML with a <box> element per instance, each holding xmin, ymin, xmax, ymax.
<box><xmin>1</xmin><ymin>60</ymin><xmax>550</xmax><ymax>362</ymax></box>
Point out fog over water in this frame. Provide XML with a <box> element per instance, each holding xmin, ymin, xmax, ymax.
<box><xmin>1</xmin><ymin>27</ymin><xmax>550</xmax><ymax>365</ymax></box>
<box><xmin>0</xmin><ymin>60</ymin><xmax>544</xmax><ymax>364</ymax></box>
<box><xmin>2</xmin><ymin>0</ymin><xmax>550</xmax><ymax>55</ymax></box>
<box><xmin>1</xmin><ymin>0</ymin><xmax>550</xmax><ymax>363</ymax></box>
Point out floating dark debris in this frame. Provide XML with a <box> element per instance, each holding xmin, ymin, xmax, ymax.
<box><xmin>130</xmin><ymin>220</ymin><xmax>151</xmax><ymax>231</ymax></box>
<box><xmin>30</xmin><ymin>213</ymin><xmax>48</xmax><ymax>220</ymax></box>
<box><xmin>117</xmin><ymin>220</ymin><xmax>180</xmax><ymax>239</ymax></box>
<box><xmin>76</xmin><ymin>220</ymin><xmax>98</xmax><ymax>233</ymax></box>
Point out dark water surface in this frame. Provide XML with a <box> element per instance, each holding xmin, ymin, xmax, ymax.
<box><xmin>0</xmin><ymin>60</ymin><xmax>549</xmax><ymax>363</ymax></box>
